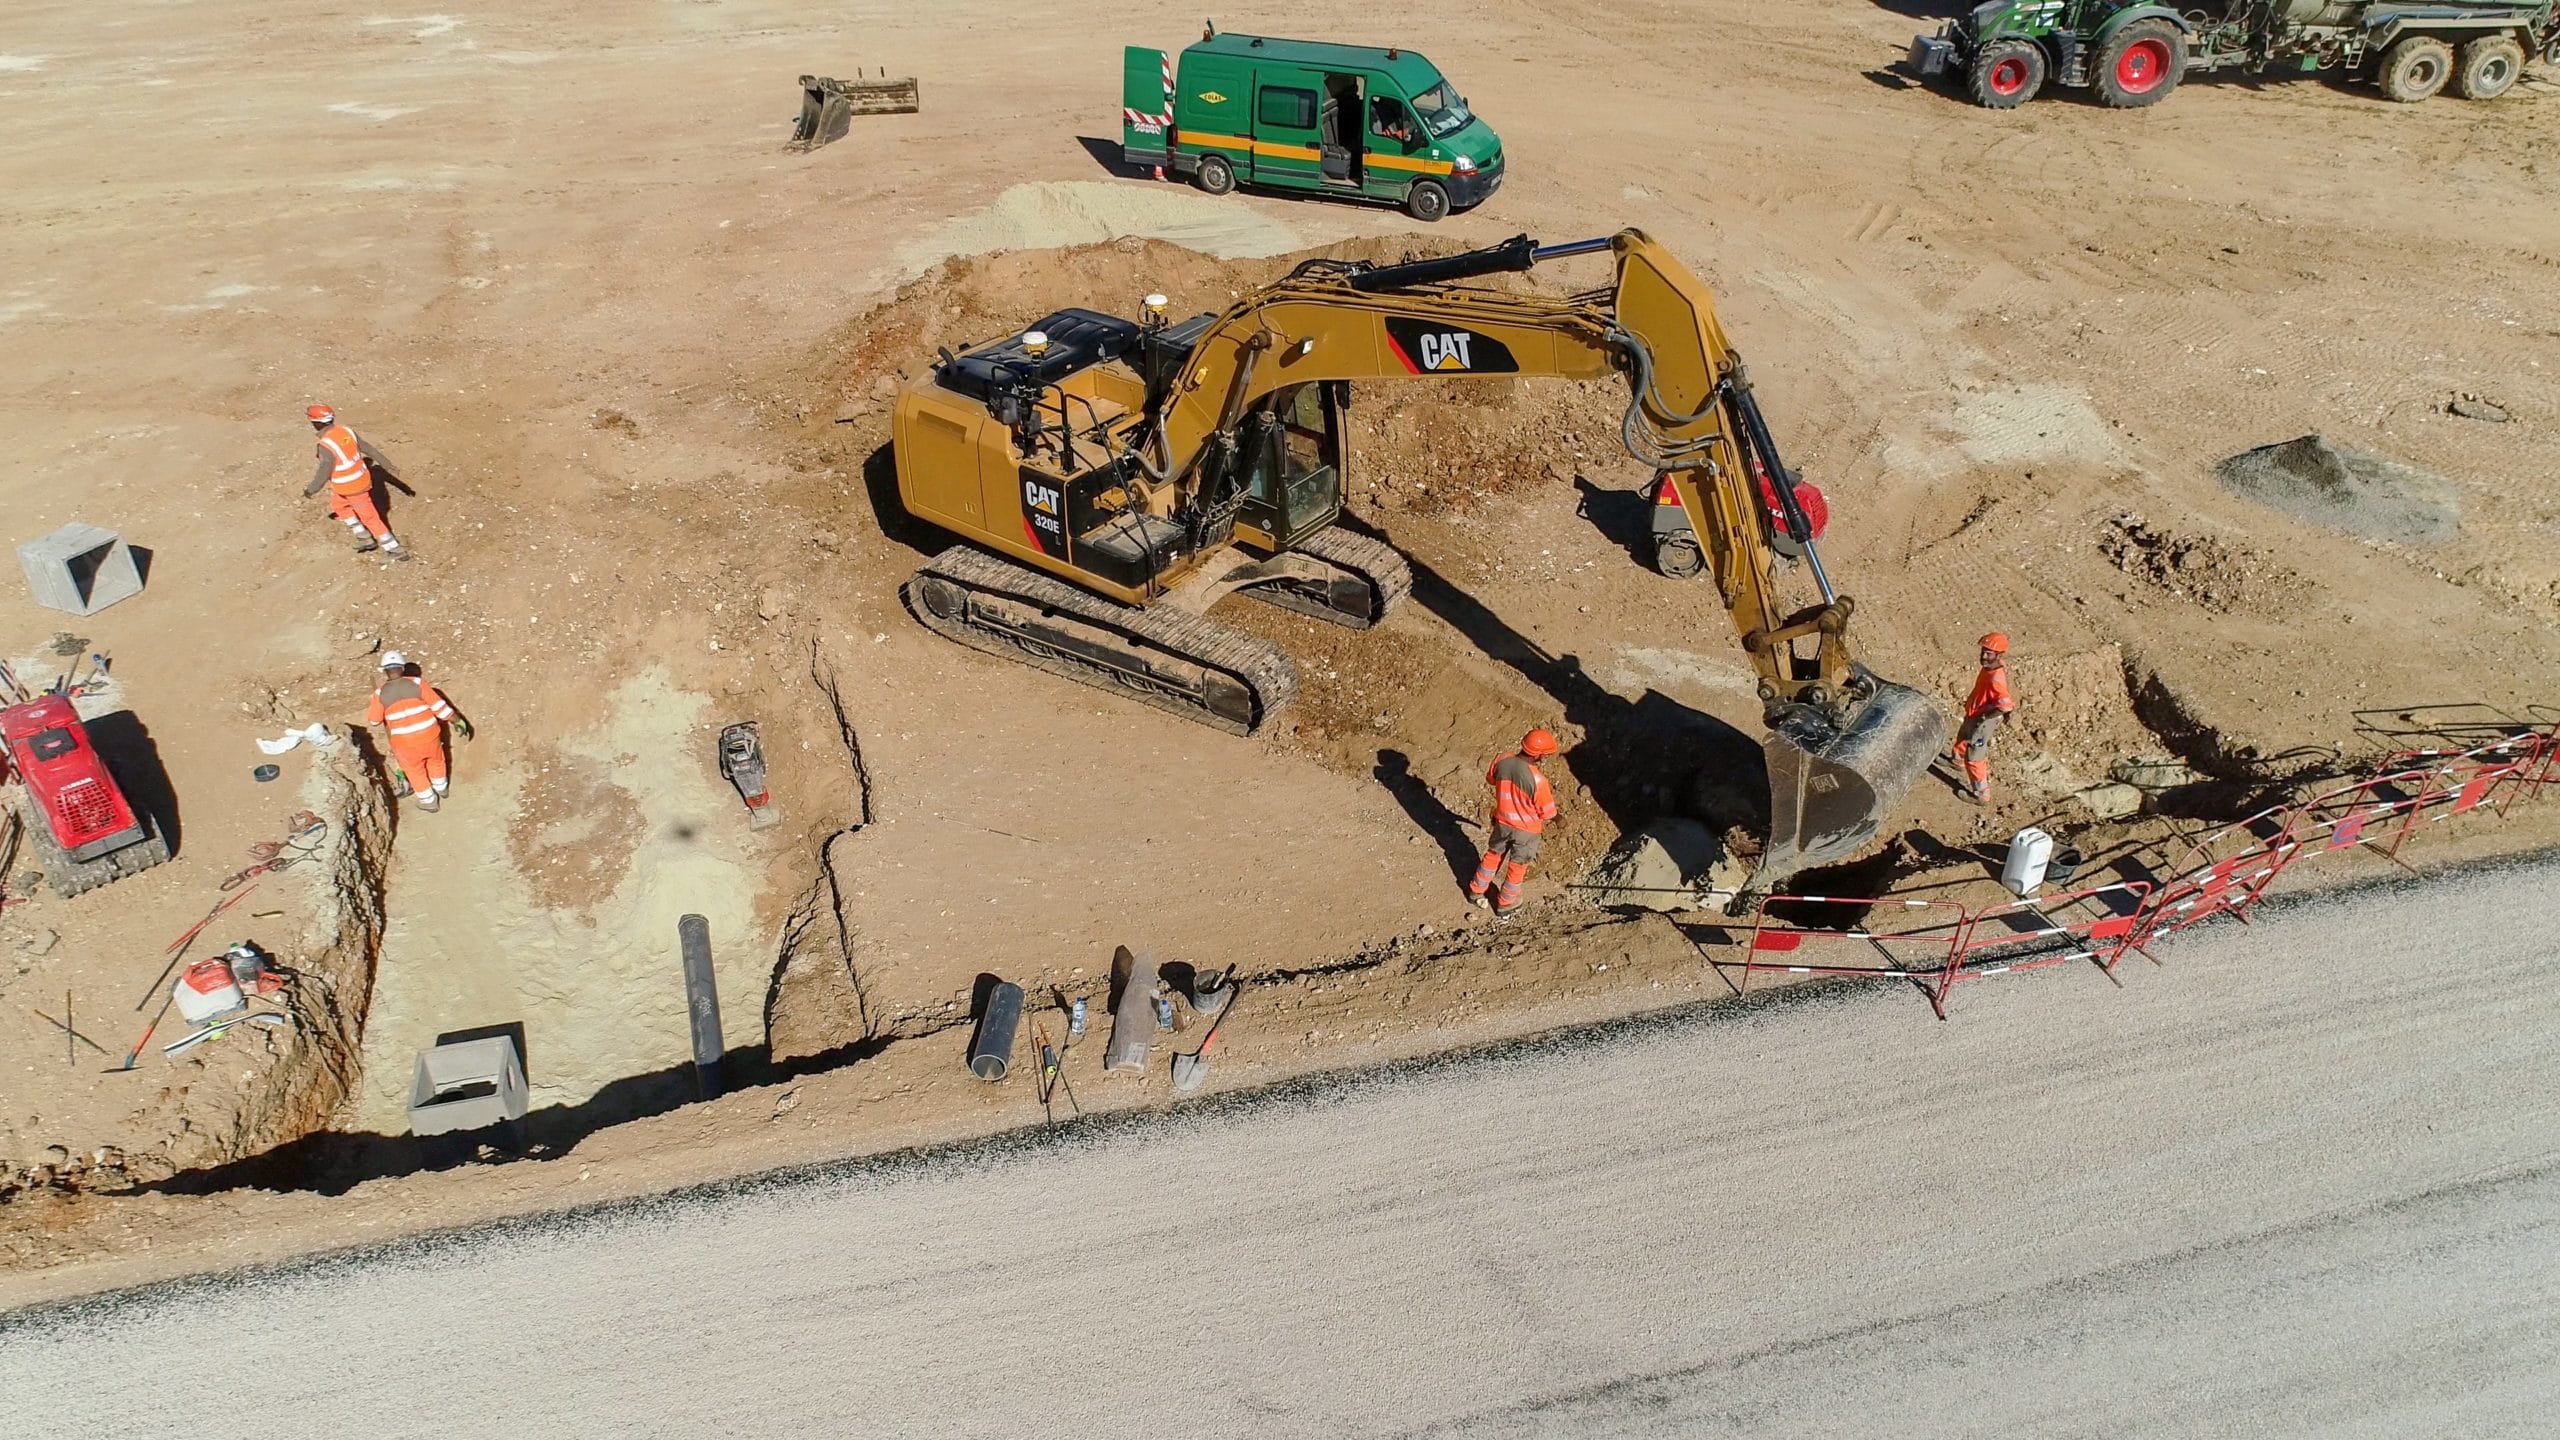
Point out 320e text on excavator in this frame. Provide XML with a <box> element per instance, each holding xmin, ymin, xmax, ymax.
<box><xmin>888</xmin><ymin>228</ymin><xmax>1946</xmax><ymax>888</ymax></box>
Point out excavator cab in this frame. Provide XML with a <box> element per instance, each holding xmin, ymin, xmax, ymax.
<box><xmin>1235</xmin><ymin>382</ymin><xmax>1346</xmax><ymax>549</ymax></box>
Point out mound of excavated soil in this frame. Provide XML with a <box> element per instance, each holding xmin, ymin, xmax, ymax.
<box><xmin>2214</xmin><ymin>435</ymin><xmax>2458</xmax><ymax>543</ymax></box>
<box><xmin>894</xmin><ymin>181</ymin><xmax>1323</xmax><ymax>274</ymax></box>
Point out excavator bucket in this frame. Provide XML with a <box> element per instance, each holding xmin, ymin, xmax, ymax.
<box><xmin>787</xmin><ymin>73</ymin><xmax>920</xmax><ymax>151</ymax></box>
<box><xmin>1758</xmin><ymin>679</ymin><xmax>1946</xmax><ymax>888</ymax></box>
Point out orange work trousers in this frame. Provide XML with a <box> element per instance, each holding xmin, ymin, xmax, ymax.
<box><xmin>330</xmin><ymin>485</ymin><xmax>391</xmax><ymax>540</ymax></box>
<box><xmin>389</xmin><ymin>736</ymin><xmax>448</xmax><ymax>798</ymax></box>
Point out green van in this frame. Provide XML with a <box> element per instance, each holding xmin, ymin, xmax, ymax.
<box><xmin>1121</xmin><ymin>27</ymin><xmax>1504</xmax><ymax>221</ymax></box>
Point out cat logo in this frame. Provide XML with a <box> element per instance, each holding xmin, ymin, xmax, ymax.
<box><xmin>1383</xmin><ymin>317</ymin><xmax>1520</xmax><ymax>376</ymax></box>
<box><xmin>1416</xmin><ymin>332</ymin><xmax>1473</xmax><ymax>371</ymax></box>
<box><xmin>1023</xmin><ymin>479</ymin><xmax>1061</xmax><ymax>516</ymax></box>
<box><xmin>1199</xmin><ymin>90</ymin><xmax>1228</xmax><ymax>104</ymax></box>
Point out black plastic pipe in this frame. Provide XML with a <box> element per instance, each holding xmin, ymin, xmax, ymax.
<box><xmin>678</xmin><ymin>914</ymin><xmax>724</xmax><ymax>1101</ymax></box>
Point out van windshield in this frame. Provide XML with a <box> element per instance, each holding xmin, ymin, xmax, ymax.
<box><xmin>1410</xmin><ymin>82</ymin><xmax>1472</xmax><ymax>138</ymax></box>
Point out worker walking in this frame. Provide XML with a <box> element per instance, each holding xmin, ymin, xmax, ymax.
<box><xmin>303</xmin><ymin>404</ymin><xmax>410</xmax><ymax>561</ymax></box>
<box><xmin>367</xmin><ymin>650</ymin><xmax>471</xmax><ymax>811</ymax></box>
<box><xmin>1953</xmin><ymin>632</ymin><xmax>2016</xmax><ymax>805</ymax></box>
<box><xmin>1469</xmin><ymin>728</ymin><xmax>1562</xmax><ymax>921</ymax></box>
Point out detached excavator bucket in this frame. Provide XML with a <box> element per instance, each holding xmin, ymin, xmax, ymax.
<box><xmin>1758</xmin><ymin>678</ymin><xmax>1946</xmax><ymax>888</ymax></box>
<box><xmin>788</xmin><ymin>73</ymin><xmax>921</xmax><ymax>151</ymax></box>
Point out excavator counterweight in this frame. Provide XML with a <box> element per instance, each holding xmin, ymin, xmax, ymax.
<box><xmin>886</xmin><ymin>228</ymin><xmax>1945</xmax><ymax>889</ymax></box>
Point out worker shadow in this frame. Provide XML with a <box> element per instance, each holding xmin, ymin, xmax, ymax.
<box><xmin>1375</xmin><ymin>748</ymin><xmax>1484</xmax><ymax>884</ymax></box>
<box><xmin>83</xmin><ymin>709</ymin><xmax>181</xmax><ymax>857</ymax></box>
<box><xmin>1571</xmin><ymin>476</ymin><xmax>1655</xmax><ymax>571</ymax></box>
<box><xmin>1392</xmin><ymin>541</ymin><xmax>1768</xmax><ymax>840</ymax></box>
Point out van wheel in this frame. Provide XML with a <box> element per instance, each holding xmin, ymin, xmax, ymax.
<box><xmin>1196</xmin><ymin>154</ymin><xmax>1236</xmax><ymax>196</ymax></box>
<box><xmin>2454</xmin><ymin>35</ymin><xmax>2524</xmax><ymax>99</ymax></box>
<box><xmin>1403</xmin><ymin>180</ymin><xmax>1450</xmax><ymax>223</ymax></box>
<box><xmin>2378</xmin><ymin>36</ymin><xmax>2453</xmax><ymax>101</ymax></box>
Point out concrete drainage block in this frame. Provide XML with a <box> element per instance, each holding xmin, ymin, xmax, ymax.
<box><xmin>408</xmin><ymin>1034</ymin><xmax>530</xmax><ymax>1136</ymax></box>
<box><xmin>17</xmin><ymin>522</ymin><xmax>144</xmax><ymax>616</ymax></box>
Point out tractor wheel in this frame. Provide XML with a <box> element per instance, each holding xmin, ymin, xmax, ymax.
<box><xmin>1196</xmin><ymin>153</ymin><xmax>1236</xmax><ymax>196</ymax></box>
<box><xmin>2379</xmin><ymin>36</ymin><xmax>2454</xmax><ymax>102</ymax></box>
<box><xmin>1967</xmin><ymin>41</ymin><xmax>2047</xmax><ymax>109</ymax></box>
<box><xmin>2096</xmin><ymin>20</ymin><xmax>2186</xmax><ymax>107</ymax></box>
<box><xmin>2454</xmin><ymin>35</ymin><xmax>2524</xmax><ymax>99</ymax></box>
<box><xmin>1403</xmin><ymin>180</ymin><xmax>1451</xmax><ymax>223</ymax></box>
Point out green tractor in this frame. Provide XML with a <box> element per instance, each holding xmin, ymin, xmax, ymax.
<box><xmin>1910</xmin><ymin>0</ymin><xmax>2560</xmax><ymax>109</ymax></box>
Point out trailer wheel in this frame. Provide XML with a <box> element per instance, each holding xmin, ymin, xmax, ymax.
<box><xmin>1196</xmin><ymin>153</ymin><xmax>1236</xmax><ymax>196</ymax></box>
<box><xmin>2454</xmin><ymin>36</ymin><xmax>2524</xmax><ymax>99</ymax></box>
<box><xmin>2378</xmin><ymin>36</ymin><xmax>2454</xmax><ymax>101</ymax></box>
<box><xmin>2096</xmin><ymin>21</ymin><xmax>2186</xmax><ymax>107</ymax></box>
<box><xmin>1403</xmin><ymin>180</ymin><xmax>1450</xmax><ymax>223</ymax></box>
<box><xmin>1967</xmin><ymin>41</ymin><xmax>2046</xmax><ymax>109</ymax></box>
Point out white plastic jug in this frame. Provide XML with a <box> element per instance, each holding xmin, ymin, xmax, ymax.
<box><xmin>2002</xmin><ymin>826</ymin><xmax>2054</xmax><ymax>897</ymax></box>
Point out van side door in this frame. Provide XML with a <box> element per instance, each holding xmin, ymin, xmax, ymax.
<box><xmin>1248</xmin><ymin>66</ymin><xmax>1324</xmax><ymax>190</ymax></box>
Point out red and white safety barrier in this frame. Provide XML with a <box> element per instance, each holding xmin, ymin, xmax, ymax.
<box><xmin>1933</xmin><ymin>880</ymin><xmax>2153</xmax><ymax>1014</ymax></box>
<box><xmin>1736</xmin><ymin>894</ymin><xmax>1971</xmax><ymax>1014</ymax></box>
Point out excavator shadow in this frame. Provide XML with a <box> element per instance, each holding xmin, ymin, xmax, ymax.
<box><xmin>1392</xmin><ymin>539</ymin><xmax>1768</xmax><ymax>842</ymax></box>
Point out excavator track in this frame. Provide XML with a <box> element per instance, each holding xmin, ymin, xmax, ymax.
<box><xmin>904</xmin><ymin>545</ymin><xmax>1299</xmax><ymax>737</ymax></box>
<box><xmin>1240</xmin><ymin>526</ymin><xmax>1414</xmax><ymax>630</ymax></box>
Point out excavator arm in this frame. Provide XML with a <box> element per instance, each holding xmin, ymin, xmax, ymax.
<box><xmin>1126</xmin><ymin>229</ymin><xmax>1946</xmax><ymax>881</ymax></box>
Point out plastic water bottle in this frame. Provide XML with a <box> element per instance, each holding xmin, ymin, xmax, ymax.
<box><xmin>1152</xmin><ymin>994</ymin><xmax>1176</xmax><ymax>1032</ymax></box>
<box><xmin>1067</xmin><ymin>996</ymin><xmax>1088</xmax><ymax>1041</ymax></box>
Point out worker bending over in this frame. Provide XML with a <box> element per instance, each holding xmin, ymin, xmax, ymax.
<box><xmin>1470</xmin><ymin>728</ymin><xmax>1562</xmax><ymax>921</ymax></box>
<box><xmin>1954</xmin><ymin>632</ymin><xmax>2016</xmax><ymax>805</ymax></box>
<box><xmin>303</xmin><ymin>404</ymin><xmax>409</xmax><ymax>561</ymax></box>
<box><xmin>367</xmin><ymin>650</ymin><xmax>471</xmax><ymax>810</ymax></box>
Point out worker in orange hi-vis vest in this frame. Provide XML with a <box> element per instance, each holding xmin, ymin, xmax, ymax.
<box><xmin>302</xmin><ymin>404</ymin><xmax>410</xmax><ymax>561</ymax></box>
<box><xmin>366</xmin><ymin>650</ymin><xmax>472</xmax><ymax>811</ymax></box>
<box><xmin>1468</xmin><ymin>728</ymin><xmax>1563</xmax><ymax>921</ymax></box>
<box><xmin>1953</xmin><ymin>632</ymin><xmax>2016</xmax><ymax>805</ymax></box>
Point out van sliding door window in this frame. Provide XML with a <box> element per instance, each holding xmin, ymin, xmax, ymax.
<box><xmin>1258</xmin><ymin>87</ymin><xmax>1316</xmax><ymax>129</ymax></box>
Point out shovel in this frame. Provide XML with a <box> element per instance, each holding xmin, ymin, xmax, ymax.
<box><xmin>1169</xmin><ymin>990</ymin><xmax>1239</xmax><ymax>1096</ymax></box>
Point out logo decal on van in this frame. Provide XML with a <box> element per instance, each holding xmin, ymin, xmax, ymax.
<box><xmin>1383</xmin><ymin>317</ymin><xmax>1519</xmax><ymax>376</ymax></box>
<box><xmin>1198</xmin><ymin>90</ymin><xmax>1228</xmax><ymax>104</ymax></box>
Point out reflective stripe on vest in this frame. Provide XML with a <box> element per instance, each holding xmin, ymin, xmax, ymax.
<box><xmin>319</xmin><ymin>424</ymin><xmax>370</xmax><ymax>494</ymax></box>
<box><xmin>376</xmin><ymin>676</ymin><xmax>452</xmax><ymax>737</ymax></box>
<box><xmin>1489</xmin><ymin>754</ymin><xmax>1557</xmax><ymax>834</ymax></box>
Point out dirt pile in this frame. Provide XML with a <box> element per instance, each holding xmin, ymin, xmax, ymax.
<box><xmin>2097</xmin><ymin>512</ymin><xmax>2292</xmax><ymax>614</ymax></box>
<box><xmin>1580</xmin><ymin>818</ymin><xmax>1751</xmax><ymax>912</ymax></box>
<box><xmin>2214</xmin><ymin>435</ymin><xmax>2459</xmax><ymax>543</ymax></box>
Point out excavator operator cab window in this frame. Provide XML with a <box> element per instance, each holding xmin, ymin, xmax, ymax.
<box><xmin>1240</xmin><ymin>383</ymin><xmax>1342</xmax><ymax>547</ymax></box>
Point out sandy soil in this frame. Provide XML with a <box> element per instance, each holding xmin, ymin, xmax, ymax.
<box><xmin>6</xmin><ymin>859</ymin><xmax>2555</xmax><ymax>1437</ymax></box>
<box><xmin>2</xmin><ymin>0</ymin><xmax>2558</xmax><ymax>1279</ymax></box>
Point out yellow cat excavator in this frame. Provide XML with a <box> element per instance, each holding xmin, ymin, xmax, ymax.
<box><xmin>888</xmin><ymin>229</ymin><xmax>1944</xmax><ymax>883</ymax></box>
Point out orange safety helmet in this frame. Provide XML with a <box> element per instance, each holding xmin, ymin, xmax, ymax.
<box><xmin>1979</xmin><ymin>632</ymin><xmax>2009</xmax><ymax>655</ymax></box>
<box><xmin>306</xmin><ymin>404</ymin><xmax>336</xmax><ymax>424</ymax></box>
<box><xmin>1521</xmin><ymin>728</ymin><xmax>1559</xmax><ymax>758</ymax></box>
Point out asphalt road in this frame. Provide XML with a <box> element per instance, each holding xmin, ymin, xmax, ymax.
<box><xmin>7</xmin><ymin>860</ymin><xmax>2557</xmax><ymax>1438</ymax></box>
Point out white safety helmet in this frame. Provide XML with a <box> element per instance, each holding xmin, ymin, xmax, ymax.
<box><xmin>380</xmin><ymin>649</ymin><xmax>408</xmax><ymax>670</ymax></box>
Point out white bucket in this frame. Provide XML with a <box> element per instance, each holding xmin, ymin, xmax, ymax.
<box><xmin>2002</xmin><ymin>826</ymin><xmax>2055</xmax><ymax>897</ymax></box>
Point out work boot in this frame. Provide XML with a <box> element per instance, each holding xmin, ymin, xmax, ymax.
<box><xmin>351</xmin><ymin>536</ymin><xmax>379</xmax><ymax>554</ymax></box>
<box><xmin>1961</xmin><ymin>785</ymin><xmax>1988</xmax><ymax>806</ymax></box>
<box><xmin>416</xmin><ymin>791</ymin><xmax>440</xmax><ymax>812</ymax></box>
<box><xmin>1491</xmin><ymin>903</ymin><xmax>1519</xmax><ymax>923</ymax></box>
<box><xmin>1467</xmin><ymin>891</ymin><xmax>1491</xmax><ymax>911</ymax></box>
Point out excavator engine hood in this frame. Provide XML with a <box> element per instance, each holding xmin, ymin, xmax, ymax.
<box><xmin>1758</xmin><ymin>678</ymin><xmax>1946</xmax><ymax>887</ymax></box>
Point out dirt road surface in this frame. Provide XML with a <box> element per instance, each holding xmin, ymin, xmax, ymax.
<box><xmin>8</xmin><ymin>860</ymin><xmax>2554</xmax><ymax>1436</ymax></box>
